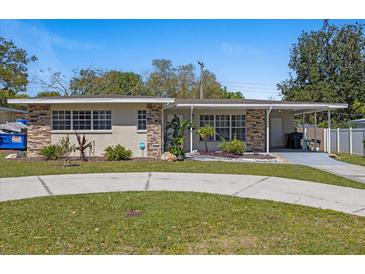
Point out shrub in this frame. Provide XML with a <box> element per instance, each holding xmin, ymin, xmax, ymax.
<box><xmin>104</xmin><ymin>145</ymin><xmax>132</xmax><ymax>161</ymax></box>
<box><xmin>219</xmin><ymin>137</ymin><xmax>245</xmax><ymax>155</ymax></box>
<box><xmin>39</xmin><ymin>144</ymin><xmax>61</xmax><ymax>160</ymax></box>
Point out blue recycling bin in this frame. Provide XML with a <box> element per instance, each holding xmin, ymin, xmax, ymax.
<box><xmin>0</xmin><ymin>133</ymin><xmax>27</xmax><ymax>150</ymax></box>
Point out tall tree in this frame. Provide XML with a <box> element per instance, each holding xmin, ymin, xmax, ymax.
<box><xmin>278</xmin><ymin>20</ymin><xmax>365</xmax><ymax>118</ymax></box>
<box><xmin>69</xmin><ymin>69</ymin><xmax>144</xmax><ymax>96</ymax></box>
<box><xmin>0</xmin><ymin>37</ymin><xmax>37</xmax><ymax>105</ymax></box>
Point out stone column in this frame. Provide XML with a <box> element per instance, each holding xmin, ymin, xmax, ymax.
<box><xmin>246</xmin><ymin>109</ymin><xmax>266</xmax><ymax>152</ymax></box>
<box><xmin>27</xmin><ymin>105</ymin><xmax>51</xmax><ymax>157</ymax></box>
<box><xmin>147</xmin><ymin>103</ymin><xmax>162</xmax><ymax>158</ymax></box>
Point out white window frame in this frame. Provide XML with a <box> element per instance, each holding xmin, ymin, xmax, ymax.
<box><xmin>52</xmin><ymin>110</ymin><xmax>71</xmax><ymax>130</ymax></box>
<box><xmin>137</xmin><ymin>110</ymin><xmax>147</xmax><ymax>132</ymax></box>
<box><xmin>51</xmin><ymin>110</ymin><xmax>112</xmax><ymax>132</ymax></box>
<box><xmin>199</xmin><ymin>114</ymin><xmax>246</xmax><ymax>142</ymax></box>
<box><xmin>231</xmin><ymin>114</ymin><xmax>246</xmax><ymax>141</ymax></box>
<box><xmin>93</xmin><ymin>110</ymin><xmax>112</xmax><ymax>130</ymax></box>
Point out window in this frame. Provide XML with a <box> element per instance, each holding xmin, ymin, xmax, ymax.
<box><xmin>198</xmin><ymin>114</ymin><xmax>246</xmax><ymax>142</ymax></box>
<box><xmin>93</xmin><ymin>110</ymin><xmax>111</xmax><ymax>130</ymax></box>
<box><xmin>231</xmin><ymin>115</ymin><xmax>246</xmax><ymax>141</ymax></box>
<box><xmin>137</xmin><ymin>110</ymin><xmax>147</xmax><ymax>130</ymax></box>
<box><xmin>73</xmin><ymin>110</ymin><xmax>92</xmax><ymax>130</ymax></box>
<box><xmin>52</xmin><ymin>110</ymin><xmax>111</xmax><ymax>131</ymax></box>
<box><xmin>199</xmin><ymin>115</ymin><xmax>215</xmax><ymax>141</ymax></box>
<box><xmin>215</xmin><ymin>115</ymin><xmax>230</xmax><ymax>141</ymax></box>
<box><xmin>52</xmin><ymin>111</ymin><xmax>71</xmax><ymax>130</ymax></box>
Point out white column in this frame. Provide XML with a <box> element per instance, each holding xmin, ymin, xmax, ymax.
<box><xmin>303</xmin><ymin>113</ymin><xmax>305</xmax><ymax>150</ymax></box>
<box><xmin>161</xmin><ymin>107</ymin><xmax>164</xmax><ymax>154</ymax></box>
<box><xmin>337</xmin><ymin>127</ymin><xmax>340</xmax><ymax>153</ymax></box>
<box><xmin>314</xmin><ymin>112</ymin><xmax>317</xmax><ymax>150</ymax></box>
<box><xmin>266</xmin><ymin>107</ymin><xmax>272</xmax><ymax>154</ymax></box>
<box><xmin>190</xmin><ymin>106</ymin><xmax>193</xmax><ymax>153</ymax></box>
<box><xmin>349</xmin><ymin>127</ymin><xmax>353</xmax><ymax>155</ymax></box>
<box><xmin>323</xmin><ymin>128</ymin><xmax>327</xmax><ymax>152</ymax></box>
<box><xmin>327</xmin><ymin>109</ymin><xmax>331</xmax><ymax>155</ymax></box>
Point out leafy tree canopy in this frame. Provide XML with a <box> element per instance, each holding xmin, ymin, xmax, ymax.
<box><xmin>0</xmin><ymin>37</ymin><xmax>37</xmax><ymax>106</ymax></box>
<box><xmin>36</xmin><ymin>91</ymin><xmax>61</xmax><ymax>97</ymax></box>
<box><xmin>278</xmin><ymin>20</ymin><xmax>365</xmax><ymax>120</ymax></box>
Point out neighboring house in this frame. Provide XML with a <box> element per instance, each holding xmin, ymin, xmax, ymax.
<box><xmin>0</xmin><ymin>106</ymin><xmax>28</xmax><ymax>125</ymax></box>
<box><xmin>351</xmin><ymin>118</ymin><xmax>365</xmax><ymax>128</ymax></box>
<box><xmin>8</xmin><ymin>96</ymin><xmax>347</xmax><ymax>158</ymax></box>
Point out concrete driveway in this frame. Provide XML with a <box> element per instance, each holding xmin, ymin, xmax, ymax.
<box><xmin>276</xmin><ymin>152</ymin><xmax>365</xmax><ymax>184</ymax></box>
<box><xmin>1</xmin><ymin>172</ymin><xmax>365</xmax><ymax>217</ymax></box>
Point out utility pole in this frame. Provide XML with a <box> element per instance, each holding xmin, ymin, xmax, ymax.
<box><xmin>198</xmin><ymin>61</ymin><xmax>204</xmax><ymax>99</ymax></box>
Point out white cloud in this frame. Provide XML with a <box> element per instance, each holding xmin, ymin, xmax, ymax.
<box><xmin>0</xmin><ymin>20</ymin><xmax>103</xmax><ymax>95</ymax></box>
<box><xmin>220</xmin><ymin>41</ymin><xmax>262</xmax><ymax>57</ymax></box>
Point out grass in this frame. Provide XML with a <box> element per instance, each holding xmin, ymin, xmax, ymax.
<box><xmin>336</xmin><ymin>153</ymin><xmax>365</xmax><ymax>167</ymax></box>
<box><xmin>0</xmin><ymin>154</ymin><xmax>364</xmax><ymax>189</ymax></box>
<box><xmin>1</xmin><ymin>191</ymin><xmax>365</xmax><ymax>254</ymax></box>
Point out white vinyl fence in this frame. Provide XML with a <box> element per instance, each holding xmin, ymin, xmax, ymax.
<box><xmin>324</xmin><ymin>128</ymin><xmax>365</xmax><ymax>155</ymax></box>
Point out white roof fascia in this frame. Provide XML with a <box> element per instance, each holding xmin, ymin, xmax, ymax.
<box><xmin>175</xmin><ymin>103</ymin><xmax>348</xmax><ymax>110</ymax></box>
<box><xmin>8</xmin><ymin>97</ymin><xmax>175</xmax><ymax>104</ymax></box>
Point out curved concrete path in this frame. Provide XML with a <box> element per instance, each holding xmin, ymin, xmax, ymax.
<box><xmin>1</xmin><ymin>172</ymin><xmax>365</xmax><ymax>217</ymax></box>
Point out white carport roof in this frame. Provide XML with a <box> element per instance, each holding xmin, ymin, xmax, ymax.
<box><xmin>171</xmin><ymin>99</ymin><xmax>348</xmax><ymax>113</ymax></box>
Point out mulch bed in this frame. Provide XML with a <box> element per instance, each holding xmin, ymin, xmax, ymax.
<box><xmin>198</xmin><ymin>151</ymin><xmax>276</xmax><ymax>160</ymax></box>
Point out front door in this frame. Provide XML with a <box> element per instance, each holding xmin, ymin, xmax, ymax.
<box><xmin>271</xmin><ymin>118</ymin><xmax>283</xmax><ymax>147</ymax></box>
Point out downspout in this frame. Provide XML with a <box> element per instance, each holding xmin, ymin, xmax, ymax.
<box><xmin>266</xmin><ymin>107</ymin><xmax>272</xmax><ymax>154</ymax></box>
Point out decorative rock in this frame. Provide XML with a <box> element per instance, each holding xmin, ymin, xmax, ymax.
<box><xmin>147</xmin><ymin>103</ymin><xmax>162</xmax><ymax>158</ymax></box>
<box><xmin>26</xmin><ymin>104</ymin><xmax>51</xmax><ymax>157</ymax></box>
<box><xmin>246</xmin><ymin>109</ymin><xmax>266</xmax><ymax>152</ymax></box>
<box><xmin>5</xmin><ymin>154</ymin><xmax>17</xmax><ymax>159</ymax></box>
<box><xmin>161</xmin><ymin>152</ymin><xmax>177</xmax><ymax>161</ymax></box>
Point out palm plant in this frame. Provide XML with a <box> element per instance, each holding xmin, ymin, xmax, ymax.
<box><xmin>74</xmin><ymin>131</ymin><xmax>93</xmax><ymax>161</ymax></box>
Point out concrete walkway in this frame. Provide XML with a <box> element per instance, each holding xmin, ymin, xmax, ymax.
<box><xmin>277</xmin><ymin>152</ymin><xmax>365</xmax><ymax>184</ymax></box>
<box><xmin>1</xmin><ymin>172</ymin><xmax>365</xmax><ymax>217</ymax></box>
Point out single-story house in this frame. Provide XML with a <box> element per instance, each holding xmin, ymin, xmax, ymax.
<box><xmin>0</xmin><ymin>106</ymin><xmax>28</xmax><ymax>125</ymax></box>
<box><xmin>350</xmin><ymin>118</ymin><xmax>365</xmax><ymax>128</ymax></box>
<box><xmin>8</xmin><ymin>96</ymin><xmax>347</xmax><ymax>158</ymax></box>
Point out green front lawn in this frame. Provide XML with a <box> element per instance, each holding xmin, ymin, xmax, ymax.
<box><xmin>1</xmin><ymin>192</ymin><xmax>365</xmax><ymax>254</ymax></box>
<box><xmin>336</xmin><ymin>153</ymin><xmax>365</xmax><ymax>167</ymax></box>
<box><xmin>0</xmin><ymin>156</ymin><xmax>364</xmax><ymax>189</ymax></box>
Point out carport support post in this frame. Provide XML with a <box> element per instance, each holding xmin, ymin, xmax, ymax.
<box><xmin>337</xmin><ymin>127</ymin><xmax>340</xmax><ymax>153</ymax></box>
<box><xmin>266</xmin><ymin>107</ymin><xmax>272</xmax><ymax>154</ymax></box>
<box><xmin>349</xmin><ymin>127</ymin><xmax>353</xmax><ymax>155</ymax></box>
<box><xmin>327</xmin><ymin>108</ymin><xmax>331</xmax><ymax>155</ymax></box>
<box><xmin>190</xmin><ymin>106</ymin><xmax>193</xmax><ymax>153</ymax></box>
<box><xmin>314</xmin><ymin>112</ymin><xmax>317</xmax><ymax>150</ymax></box>
<box><xmin>302</xmin><ymin>113</ymin><xmax>305</xmax><ymax>150</ymax></box>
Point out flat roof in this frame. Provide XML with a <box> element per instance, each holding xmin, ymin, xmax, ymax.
<box><xmin>7</xmin><ymin>96</ymin><xmax>348</xmax><ymax>112</ymax></box>
<box><xmin>174</xmin><ymin>99</ymin><xmax>348</xmax><ymax>112</ymax></box>
<box><xmin>8</xmin><ymin>95</ymin><xmax>175</xmax><ymax>104</ymax></box>
<box><xmin>0</xmin><ymin>106</ymin><xmax>28</xmax><ymax>114</ymax></box>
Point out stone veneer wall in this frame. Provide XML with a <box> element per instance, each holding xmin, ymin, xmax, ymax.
<box><xmin>27</xmin><ymin>105</ymin><xmax>51</xmax><ymax>157</ymax></box>
<box><xmin>246</xmin><ymin>109</ymin><xmax>266</xmax><ymax>151</ymax></box>
<box><xmin>147</xmin><ymin>103</ymin><xmax>162</xmax><ymax>158</ymax></box>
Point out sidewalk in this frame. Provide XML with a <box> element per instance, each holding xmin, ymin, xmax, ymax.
<box><xmin>1</xmin><ymin>172</ymin><xmax>365</xmax><ymax>217</ymax></box>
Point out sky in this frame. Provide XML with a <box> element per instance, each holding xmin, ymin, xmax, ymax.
<box><xmin>0</xmin><ymin>19</ymin><xmax>364</xmax><ymax>99</ymax></box>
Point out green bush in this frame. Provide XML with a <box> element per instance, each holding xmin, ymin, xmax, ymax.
<box><xmin>39</xmin><ymin>144</ymin><xmax>61</xmax><ymax>160</ymax></box>
<box><xmin>219</xmin><ymin>137</ymin><xmax>245</xmax><ymax>155</ymax></box>
<box><xmin>104</xmin><ymin>145</ymin><xmax>132</xmax><ymax>161</ymax></box>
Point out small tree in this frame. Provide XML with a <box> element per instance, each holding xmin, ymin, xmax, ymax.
<box><xmin>74</xmin><ymin>131</ymin><xmax>93</xmax><ymax>161</ymax></box>
<box><xmin>197</xmin><ymin>125</ymin><xmax>215</xmax><ymax>152</ymax></box>
<box><xmin>56</xmin><ymin>136</ymin><xmax>75</xmax><ymax>166</ymax></box>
